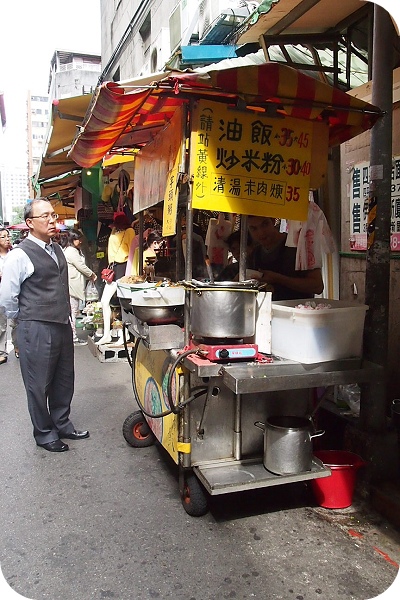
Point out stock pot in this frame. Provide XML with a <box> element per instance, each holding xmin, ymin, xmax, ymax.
<box><xmin>186</xmin><ymin>279</ymin><xmax>260</xmax><ymax>339</ymax></box>
<box><xmin>255</xmin><ymin>416</ymin><xmax>324</xmax><ymax>475</ymax></box>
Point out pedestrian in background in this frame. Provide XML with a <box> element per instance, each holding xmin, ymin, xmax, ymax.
<box><xmin>0</xmin><ymin>198</ymin><xmax>89</xmax><ymax>452</ymax></box>
<box><xmin>96</xmin><ymin>211</ymin><xmax>135</xmax><ymax>345</ymax></box>
<box><xmin>61</xmin><ymin>229</ymin><xmax>97</xmax><ymax>346</ymax></box>
<box><xmin>0</xmin><ymin>227</ymin><xmax>19</xmax><ymax>364</ymax></box>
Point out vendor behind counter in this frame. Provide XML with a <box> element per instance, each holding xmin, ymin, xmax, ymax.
<box><xmin>247</xmin><ymin>215</ymin><xmax>324</xmax><ymax>301</ymax></box>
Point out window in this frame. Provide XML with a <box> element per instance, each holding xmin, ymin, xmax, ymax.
<box><xmin>139</xmin><ymin>12</ymin><xmax>151</xmax><ymax>52</ymax></box>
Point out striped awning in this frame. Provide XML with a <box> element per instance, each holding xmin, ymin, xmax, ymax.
<box><xmin>69</xmin><ymin>61</ymin><xmax>382</xmax><ymax>169</ymax></box>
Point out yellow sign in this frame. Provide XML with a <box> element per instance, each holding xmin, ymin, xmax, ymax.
<box><xmin>162</xmin><ymin>149</ymin><xmax>181</xmax><ymax>237</ymax></box>
<box><xmin>190</xmin><ymin>100</ymin><xmax>314</xmax><ymax>220</ymax></box>
<box><xmin>134</xmin><ymin>343</ymin><xmax>181</xmax><ymax>463</ymax></box>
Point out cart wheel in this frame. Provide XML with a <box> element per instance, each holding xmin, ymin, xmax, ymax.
<box><xmin>181</xmin><ymin>473</ymin><xmax>209</xmax><ymax>517</ymax></box>
<box><xmin>122</xmin><ymin>411</ymin><xmax>155</xmax><ymax>448</ymax></box>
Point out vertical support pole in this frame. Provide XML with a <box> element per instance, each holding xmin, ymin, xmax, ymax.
<box><xmin>138</xmin><ymin>212</ymin><xmax>144</xmax><ymax>276</ymax></box>
<box><xmin>233</xmin><ymin>393</ymin><xmax>242</xmax><ymax>460</ymax></box>
<box><xmin>239</xmin><ymin>214</ymin><xmax>248</xmax><ymax>282</ymax></box>
<box><xmin>360</xmin><ymin>5</ymin><xmax>394</xmax><ymax>432</ymax></box>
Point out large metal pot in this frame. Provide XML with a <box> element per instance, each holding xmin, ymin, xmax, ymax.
<box><xmin>255</xmin><ymin>416</ymin><xmax>324</xmax><ymax>475</ymax></box>
<box><xmin>188</xmin><ymin>280</ymin><xmax>260</xmax><ymax>339</ymax></box>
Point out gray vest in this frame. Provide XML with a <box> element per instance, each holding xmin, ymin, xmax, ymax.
<box><xmin>18</xmin><ymin>239</ymin><xmax>71</xmax><ymax>324</ymax></box>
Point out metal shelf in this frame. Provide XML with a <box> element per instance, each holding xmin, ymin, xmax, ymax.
<box><xmin>193</xmin><ymin>457</ymin><xmax>331</xmax><ymax>496</ymax></box>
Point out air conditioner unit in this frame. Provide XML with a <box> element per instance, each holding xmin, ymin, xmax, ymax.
<box><xmin>170</xmin><ymin>3</ymin><xmax>181</xmax><ymax>52</ymax></box>
<box><xmin>169</xmin><ymin>0</ymin><xmax>191</xmax><ymax>52</ymax></box>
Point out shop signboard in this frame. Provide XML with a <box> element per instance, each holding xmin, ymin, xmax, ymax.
<box><xmin>349</xmin><ymin>157</ymin><xmax>400</xmax><ymax>251</ymax></box>
<box><xmin>190</xmin><ymin>99</ymin><xmax>314</xmax><ymax>220</ymax></box>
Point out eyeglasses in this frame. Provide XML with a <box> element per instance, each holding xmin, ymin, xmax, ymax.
<box><xmin>30</xmin><ymin>213</ymin><xmax>59</xmax><ymax>221</ymax></box>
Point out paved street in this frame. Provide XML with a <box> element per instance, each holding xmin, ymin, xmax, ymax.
<box><xmin>1</xmin><ymin>342</ymin><xmax>400</xmax><ymax>600</ymax></box>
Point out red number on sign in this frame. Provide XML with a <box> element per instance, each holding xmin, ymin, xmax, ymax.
<box><xmin>298</xmin><ymin>133</ymin><xmax>309</xmax><ymax>148</ymax></box>
<box><xmin>280</xmin><ymin>128</ymin><xmax>295</xmax><ymax>147</ymax></box>
<box><xmin>300</xmin><ymin>161</ymin><xmax>311</xmax><ymax>175</ymax></box>
<box><xmin>287</xmin><ymin>158</ymin><xmax>300</xmax><ymax>176</ymax></box>
<box><xmin>286</xmin><ymin>186</ymin><xmax>300</xmax><ymax>202</ymax></box>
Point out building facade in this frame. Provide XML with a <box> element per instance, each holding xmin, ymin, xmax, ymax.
<box><xmin>48</xmin><ymin>50</ymin><xmax>102</xmax><ymax>100</ymax></box>
<box><xmin>0</xmin><ymin>166</ymin><xmax>30</xmax><ymax>224</ymax></box>
<box><xmin>27</xmin><ymin>93</ymin><xmax>49</xmax><ymax>194</ymax></box>
<box><xmin>99</xmin><ymin>0</ymin><xmax>257</xmax><ymax>80</ymax></box>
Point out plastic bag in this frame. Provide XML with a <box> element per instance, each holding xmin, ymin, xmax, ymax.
<box><xmin>337</xmin><ymin>384</ymin><xmax>360</xmax><ymax>416</ymax></box>
<box><xmin>85</xmin><ymin>281</ymin><xmax>99</xmax><ymax>302</ymax></box>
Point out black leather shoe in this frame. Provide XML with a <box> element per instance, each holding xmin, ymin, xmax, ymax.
<box><xmin>38</xmin><ymin>439</ymin><xmax>69</xmax><ymax>452</ymax></box>
<box><xmin>61</xmin><ymin>430</ymin><xmax>90</xmax><ymax>440</ymax></box>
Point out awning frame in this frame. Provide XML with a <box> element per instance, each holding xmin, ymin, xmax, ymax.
<box><xmin>69</xmin><ymin>59</ymin><xmax>382</xmax><ymax>169</ymax></box>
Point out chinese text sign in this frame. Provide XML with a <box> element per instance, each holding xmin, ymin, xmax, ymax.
<box><xmin>349</xmin><ymin>157</ymin><xmax>400</xmax><ymax>251</ymax></box>
<box><xmin>190</xmin><ymin>100</ymin><xmax>313</xmax><ymax>220</ymax></box>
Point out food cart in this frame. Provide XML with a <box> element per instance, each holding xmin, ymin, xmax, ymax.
<box><xmin>70</xmin><ymin>59</ymin><xmax>383</xmax><ymax>516</ymax></box>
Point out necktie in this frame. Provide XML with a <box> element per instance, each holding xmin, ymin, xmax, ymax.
<box><xmin>45</xmin><ymin>243</ymin><xmax>58</xmax><ymax>265</ymax></box>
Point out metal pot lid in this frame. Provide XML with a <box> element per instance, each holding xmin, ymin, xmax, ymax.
<box><xmin>188</xmin><ymin>279</ymin><xmax>260</xmax><ymax>290</ymax></box>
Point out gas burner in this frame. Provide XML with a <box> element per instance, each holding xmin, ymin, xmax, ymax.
<box><xmin>190</xmin><ymin>338</ymin><xmax>258</xmax><ymax>362</ymax></box>
<box><xmin>193</xmin><ymin>336</ymin><xmax>244</xmax><ymax>346</ymax></box>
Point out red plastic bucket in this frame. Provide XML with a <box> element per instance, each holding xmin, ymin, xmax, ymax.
<box><xmin>311</xmin><ymin>450</ymin><xmax>367</xmax><ymax>509</ymax></box>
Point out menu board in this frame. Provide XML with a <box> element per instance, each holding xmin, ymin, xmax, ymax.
<box><xmin>190</xmin><ymin>99</ymin><xmax>314</xmax><ymax>221</ymax></box>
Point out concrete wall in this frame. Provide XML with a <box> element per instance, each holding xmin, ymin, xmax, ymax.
<box><xmin>100</xmin><ymin>0</ymin><xmax>178</xmax><ymax>80</ymax></box>
<box><xmin>54</xmin><ymin>70</ymin><xmax>100</xmax><ymax>99</ymax></box>
<box><xmin>340</xmin><ymin>104</ymin><xmax>400</xmax><ymax>400</ymax></box>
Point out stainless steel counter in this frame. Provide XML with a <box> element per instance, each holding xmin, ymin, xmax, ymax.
<box><xmin>183</xmin><ymin>354</ymin><xmax>384</xmax><ymax>394</ymax></box>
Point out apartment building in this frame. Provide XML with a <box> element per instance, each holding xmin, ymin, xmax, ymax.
<box><xmin>27</xmin><ymin>93</ymin><xmax>49</xmax><ymax>193</ymax></box>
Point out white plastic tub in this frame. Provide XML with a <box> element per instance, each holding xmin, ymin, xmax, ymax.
<box><xmin>271</xmin><ymin>299</ymin><xmax>368</xmax><ymax>363</ymax></box>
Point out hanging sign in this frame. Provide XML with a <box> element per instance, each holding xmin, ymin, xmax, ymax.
<box><xmin>349</xmin><ymin>157</ymin><xmax>400</xmax><ymax>251</ymax></box>
<box><xmin>134</xmin><ymin>107</ymin><xmax>183</xmax><ymax>214</ymax></box>
<box><xmin>190</xmin><ymin>99</ymin><xmax>313</xmax><ymax>220</ymax></box>
<box><xmin>162</xmin><ymin>149</ymin><xmax>181</xmax><ymax>237</ymax></box>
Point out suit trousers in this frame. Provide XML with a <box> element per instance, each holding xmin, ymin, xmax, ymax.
<box><xmin>17</xmin><ymin>320</ymin><xmax>76</xmax><ymax>444</ymax></box>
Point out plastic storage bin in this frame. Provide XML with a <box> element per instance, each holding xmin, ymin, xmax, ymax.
<box><xmin>271</xmin><ymin>299</ymin><xmax>368</xmax><ymax>363</ymax></box>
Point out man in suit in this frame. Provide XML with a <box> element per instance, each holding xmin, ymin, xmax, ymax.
<box><xmin>0</xmin><ymin>198</ymin><xmax>89</xmax><ymax>452</ymax></box>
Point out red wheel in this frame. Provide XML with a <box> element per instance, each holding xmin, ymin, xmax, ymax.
<box><xmin>122</xmin><ymin>411</ymin><xmax>155</xmax><ymax>448</ymax></box>
<box><xmin>181</xmin><ymin>473</ymin><xmax>209</xmax><ymax>517</ymax></box>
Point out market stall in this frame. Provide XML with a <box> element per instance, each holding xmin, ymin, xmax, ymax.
<box><xmin>69</xmin><ymin>59</ymin><xmax>383</xmax><ymax>516</ymax></box>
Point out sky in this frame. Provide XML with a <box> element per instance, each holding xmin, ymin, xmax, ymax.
<box><xmin>0</xmin><ymin>0</ymin><xmax>101</xmax><ymax>167</ymax></box>
<box><xmin>0</xmin><ymin>0</ymin><xmax>399</xmax><ymax>169</ymax></box>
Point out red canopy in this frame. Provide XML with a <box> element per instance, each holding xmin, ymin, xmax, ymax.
<box><xmin>7</xmin><ymin>223</ymin><xmax>29</xmax><ymax>230</ymax></box>
<box><xmin>69</xmin><ymin>61</ymin><xmax>382</xmax><ymax>169</ymax></box>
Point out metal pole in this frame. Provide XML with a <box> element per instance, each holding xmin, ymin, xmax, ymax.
<box><xmin>360</xmin><ymin>5</ymin><xmax>394</xmax><ymax>432</ymax></box>
<box><xmin>239</xmin><ymin>215</ymin><xmax>248</xmax><ymax>281</ymax></box>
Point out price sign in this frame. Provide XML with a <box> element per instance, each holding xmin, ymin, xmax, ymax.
<box><xmin>190</xmin><ymin>99</ymin><xmax>314</xmax><ymax>220</ymax></box>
